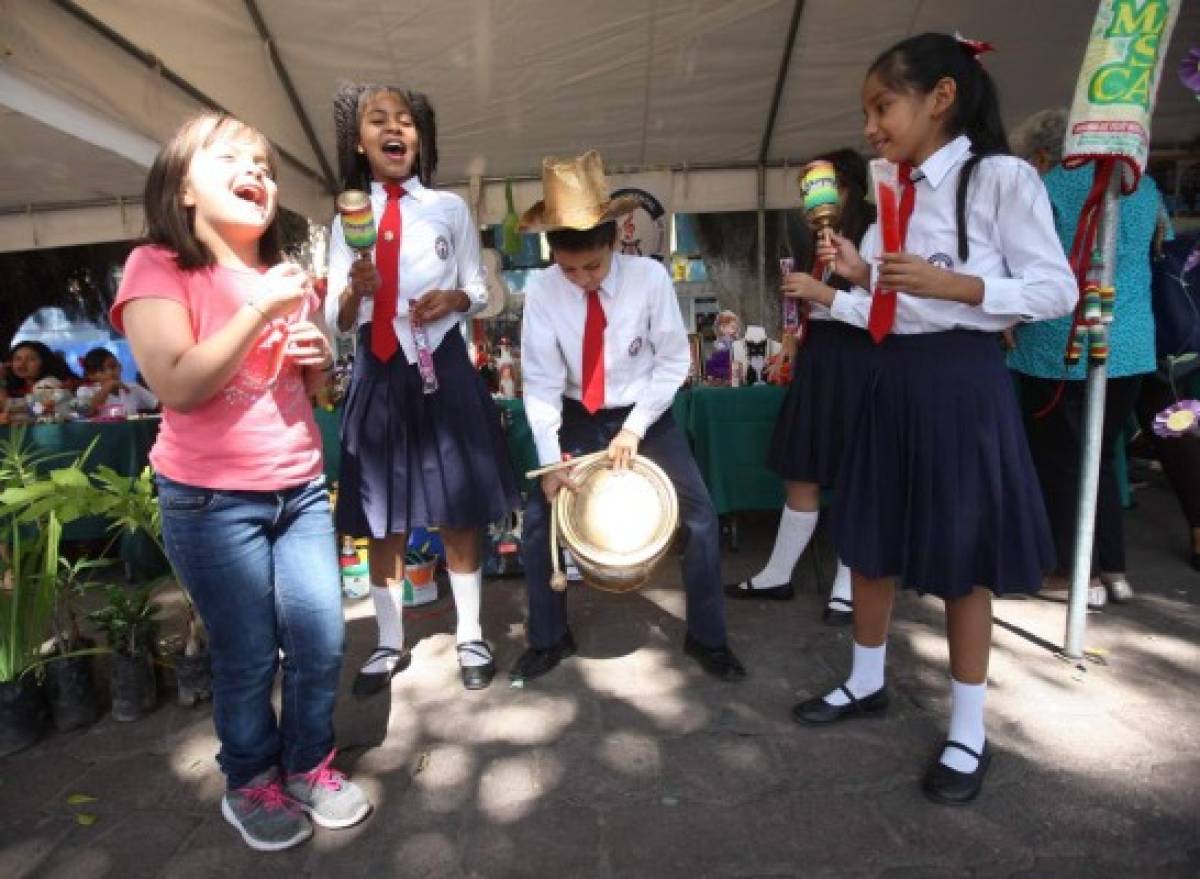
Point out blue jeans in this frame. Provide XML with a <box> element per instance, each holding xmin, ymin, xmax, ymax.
<box><xmin>520</xmin><ymin>400</ymin><xmax>728</xmax><ymax>650</ymax></box>
<box><xmin>157</xmin><ymin>475</ymin><xmax>344</xmax><ymax>789</ymax></box>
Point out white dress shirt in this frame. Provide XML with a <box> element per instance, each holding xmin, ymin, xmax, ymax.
<box><xmin>77</xmin><ymin>381</ymin><xmax>158</xmax><ymax>416</ymax></box>
<box><xmin>829</xmin><ymin>136</ymin><xmax>1076</xmax><ymax>334</ymax></box>
<box><xmin>521</xmin><ymin>254</ymin><xmax>690</xmax><ymax>466</ymax></box>
<box><xmin>326</xmin><ymin>178</ymin><xmax>489</xmax><ymax>362</ymax></box>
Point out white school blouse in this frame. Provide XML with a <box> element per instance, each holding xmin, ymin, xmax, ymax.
<box><xmin>829</xmin><ymin>136</ymin><xmax>1076</xmax><ymax>334</ymax></box>
<box><xmin>521</xmin><ymin>254</ymin><xmax>690</xmax><ymax>467</ymax></box>
<box><xmin>326</xmin><ymin>178</ymin><xmax>489</xmax><ymax>361</ymax></box>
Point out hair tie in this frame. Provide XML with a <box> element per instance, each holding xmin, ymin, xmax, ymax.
<box><xmin>954</xmin><ymin>32</ymin><xmax>995</xmax><ymax>60</ymax></box>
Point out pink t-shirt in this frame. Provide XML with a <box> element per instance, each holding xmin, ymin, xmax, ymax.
<box><xmin>111</xmin><ymin>245</ymin><xmax>323</xmax><ymax>491</ymax></box>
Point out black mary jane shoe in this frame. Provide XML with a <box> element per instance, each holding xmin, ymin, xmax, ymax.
<box><xmin>723</xmin><ymin>578</ymin><xmax>795</xmax><ymax>601</ymax></box>
<box><xmin>351</xmin><ymin>646</ymin><xmax>411</xmax><ymax>697</ymax></box>
<box><xmin>509</xmin><ymin>630</ymin><xmax>577</xmax><ymax>683</ymax></box>
<box><xmin>683</xmin><ymin>634</ymin><xmax>748</xmax><ymax>681</ymax></box>
<box><xmin>457</xmin><ymin>640</ymin><xmax>496</xmax><ymax>691</ymax></box>
<box><xmin>791</xmin><ymin>684</ymin><xmax>889</xmax><ymax>725</ymax></box>
<box><xmin>822</xmin><ymin>596</ymin><xmax>853</xmax><ymax>626</ymax></box>
<box><xmin>922</xmin><ymin>740</ymin><xmax>992</xmax><ymax>806</ymax></box>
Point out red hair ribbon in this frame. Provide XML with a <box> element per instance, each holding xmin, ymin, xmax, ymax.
<box><xmin>954</xmin><ymin>33</ymin><xmax>995</xmax><ymax>59</ymax></box>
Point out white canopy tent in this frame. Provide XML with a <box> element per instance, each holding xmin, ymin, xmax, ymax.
<box><xmin>1</xmin><ymin>0</ymin><xmax>1197</xmax><ymax>253</ymax></box>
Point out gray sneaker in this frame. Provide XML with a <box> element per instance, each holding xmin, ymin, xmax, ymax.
<box><xmin>285</xmin><ymin>749</ymin><xmax>371</xmax><ymax>829</ymax></box>
<box><xmin>221</xmin><ymin>769</ymin><xmax>312</xmax><ymax>852</ymax></box>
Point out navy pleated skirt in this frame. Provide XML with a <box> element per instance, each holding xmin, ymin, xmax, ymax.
<box><xmin>831</xmin><ymin>329</ymin><xmax>1055</xmax><ymax>599</ymax></box>
<box><xmin>767</xmin><ymin>319</ymin><xmax>878</xmax><ymax>486</ymax></box>
<box><xmin>335</xmin><ymin>326</ymin><xmax>520</xmax><ymax>538</ymax></box>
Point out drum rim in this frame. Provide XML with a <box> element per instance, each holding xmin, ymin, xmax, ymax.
<box><xmin>555</xmin><ymin>455</ymin><xmax>679</xmax><ymax>572</ymax></box>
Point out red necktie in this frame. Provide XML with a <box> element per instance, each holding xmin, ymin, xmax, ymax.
<box><xmin>866</xmin><ymin>162</ymin><xmax>916</xmax><ymax>343</ymax></box>
<box><xmin>581</xmin><ymin>288</ymin><xmax>607</xmax><ymax>413</ymax></box>
<box><xmin>371</xmin><ymin>183</ymin><xmax>405</xmax><ymax>361</ymax></box>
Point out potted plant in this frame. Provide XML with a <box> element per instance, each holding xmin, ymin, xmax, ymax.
<box><xmin>0</xmin><ymin>427</ymin><xmax>58</xmax><ymax>753</ymax></box>
<box><xmin>92</xmin><ymin>466</ymin><xmax>210</xmax><ymax>707</ymax></box>
<box><xmin>0</xmin><ymin>513</ymin><xmax>53</xmax><ymax>755</ymax></box>
<box><xmin>88</xmin><ymin>584</ymin><xmax>160</xmax><ymax>721</ymax></box>
<box><xmin>0</xmin><ymin>435</ymin><xmax>112</xmax><ymax>733</ymax></box>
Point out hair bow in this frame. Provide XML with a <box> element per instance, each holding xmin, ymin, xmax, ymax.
<box><xmin>954</xmin><ymin>32</ymin><xmax>995</xmax><ymax>60</ymax></box>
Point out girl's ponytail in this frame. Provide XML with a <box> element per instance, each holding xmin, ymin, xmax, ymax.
<box><xmin>953</xmin><ymin>48</ymin><xmax>1008</xmax><ymax>261</ymax></box>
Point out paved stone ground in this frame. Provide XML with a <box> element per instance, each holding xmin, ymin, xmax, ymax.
<box><xmin>2</xmin><ymin>473</ymin><xmax>1198</xmax><ymax>878</ymax></box>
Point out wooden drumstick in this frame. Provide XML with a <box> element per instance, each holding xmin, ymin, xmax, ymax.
<box><xmin>524</xmin><ymin>451</ymin><xmax>607</xmax><ymax>480</ymax></box>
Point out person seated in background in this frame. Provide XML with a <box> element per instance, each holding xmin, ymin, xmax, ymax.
<box><xmin>77</xmin><ymin>347</ymin><xmax>159</xmax><ymax>417</ymax></box>
<box><xmin>3</xmin><ymin>340</ymin><xmax>80</xmax><ymax>396</ymax></box>
<box><xmin>1</xmin><ymin>341</ymin><xmax>80</xmax><ymax>418</ymax></box>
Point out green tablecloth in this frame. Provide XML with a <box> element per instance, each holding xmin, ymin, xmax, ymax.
<box><xmin>313</xmin><ymin>405</ymin><xmax>342</xmax><ymax>485</ymax></box>
<box><xmin>316</xmin><ymin>388</ymin><xmax>788</xmax><ymax>515</ymax></box>
<box><xmin>685</xmin><ymin>385</ymin><xmax>786</xmax><ymax>514</ymax></box>
<box><xmin>0</xmin><ymin>418</ymin><xmax>161</xmax><ymax>541</ymax></box>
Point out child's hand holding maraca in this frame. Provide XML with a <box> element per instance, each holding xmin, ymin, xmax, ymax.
<box><xmin>819</xmin><ymin>232</ymin><xmax>869</xmax><ymax>287</ymax></box>
<box><xmin>348</xmin><ymin>257</ymin><xmax>381</xmax><ymax>300</ymax></box>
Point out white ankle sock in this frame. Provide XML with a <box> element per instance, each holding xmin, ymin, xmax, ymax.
<box><xmin>362</xmin><ymin>583</ymin><xmax>404</xmax><ymax>675</ymax></box>
<box><xmin>749</xmin><ymin>507</ymin><xmax>817</xmax><ymax>588</ymax></box>
<box><xmin>824</xmin><ymin>641</ymin><xmax>886</xmax><ymax>706</ymax></box>
<box><xmin>448</xmin><ymin>568</ymin><xmax>488</xmax><ymax>667</ymax></box>
<box><xmin>940</xmin><ymin>678</ymin><xmax>987</xmax><ymax>772</ymax></box>
<box><xmin>827</xmin><ymin>560</ymin><xmax>852</xmax><ymax>607</ymax></box>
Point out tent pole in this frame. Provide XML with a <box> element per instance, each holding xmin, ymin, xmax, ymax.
<box><xmin>46</xmin><ymin>0</ymin><xmax>331</xmax><ymax>193</ymax></box>
<box><xmin>757</xmin><ymin>0</ymin><xmax>805</xmax><ymax>166</ymax></box>
<box><xmin>240</xmin><ymin>0</ymin><xmax>337</xmax><ymax>191</ymax></box>
<box><xmin>1064</xmin><ymin>169</ymin><xmax>1121</xmax><ymax>659</ymax></box>
<box><xmin>757</xmin><ymin>165</ymin><xmax>767</xmax><ymax>325</ymax></box>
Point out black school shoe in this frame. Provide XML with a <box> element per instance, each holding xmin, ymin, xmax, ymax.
<box><xmin>457</xmin><ymin>641</ymin><xmax>496</xmax><ymax>690</ymax></box>
<box><xmin>683</xmin><ymin>634</ymin><xmax>747</xmax><ymax>681</ymax></box>
<box><xmin>922</xmin><ymin>740</ymin><xmax>992</xmax><ymax>805</ymax></box>
<box><xmin>351</xmin><ymin>646</ymin><xmax>411</xmax><ymax>697</ymax></box>
<box><xmin>792</xmin><ymin>684</ymin><xmax>889</xmax><ymax>724</ymax></box>
<box><xmin>509</xmin><ymin>630</ymin><xmax>577</xmax><ymax>683</ymax></box>
<box><xmin>724</xmin><ymin>578</ymin><xmax>795</xmax><ymax>601</ymax></box>
<box><xmin>822</xmin><ymin>596</ymin><xmax>853</xmax><ymax>626</ymax></box>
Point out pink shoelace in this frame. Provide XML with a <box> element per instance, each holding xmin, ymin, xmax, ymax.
<box><xmin>297</xmin><ymin>749</ymin><xmax>346</xmax><ymax>791</ymax></box>
<box><xmin>240</xmin><ymin>779</ymin><xmax>298</xmax><ymax>812</ymax></box>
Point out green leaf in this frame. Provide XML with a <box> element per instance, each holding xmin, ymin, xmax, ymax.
<box><xmin>49</xmin><ymin>468</ymin><xmax>91</xmax><ymax>489</ymax></box>
<box><xmin>75</xmin><ymin>813</ymin><xmax>98</xmax><ymax>827</ymax></box>
<box><xmin>67</xmin><ymin>793</ymin><xmax>97</xmax><ymax>805</ymax></box>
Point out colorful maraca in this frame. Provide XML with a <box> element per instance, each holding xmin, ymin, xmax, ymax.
<box><xmin>336</xmin><ymin>189</ymin><xmax>376</xmax><ymax>255</ymax></box>
<box><xmin>799</xmin><ymin>160</ymin><xmax>842</xmax><ymax>276</ymax></box>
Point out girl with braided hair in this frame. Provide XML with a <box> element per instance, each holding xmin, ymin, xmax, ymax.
<box><xmin>326</xmin><ymin>84</ymin><xmax>518</xmax><ymax>695</ymax></box>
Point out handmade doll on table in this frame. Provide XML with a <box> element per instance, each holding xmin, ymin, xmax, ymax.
<box><xmin>704</xmin><ymin>310</ymin><xmax>742</xmax><ymax>385</ymax></box>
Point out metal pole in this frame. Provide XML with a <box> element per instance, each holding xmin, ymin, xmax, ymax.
<box><xmin>757</xmin><ymin>165</ymin><xmax>767</xmax><ymax>326</ymax></box>
<box><xmin>1064</xmin><ymin>169</ymin><xmax>1122</xmax><ymax>658</ymax></box>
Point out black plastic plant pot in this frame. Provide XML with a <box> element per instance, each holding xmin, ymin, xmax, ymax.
<box><xmin>44</xmin><ymin>653</ymin><xmax>98</xmax><ymax>733</ymax></box>
<box><xmin>174</xmin><ymin>651</ymin><xmax>212</xmax><ymax>707</ymax></box>
<box><xmin>0</xmin><ymin>674</ymin><xmax>50</xmax><ymax>756</ymax></box>
<box><xmin>120</xmin><ymin>530</ymin><xmax>171</xmax><ymax>584</ymax></box>
<box><xmin>111</xmin><ymin>651</ymin><xmax>158</xmax><ymax>722</ymax></box>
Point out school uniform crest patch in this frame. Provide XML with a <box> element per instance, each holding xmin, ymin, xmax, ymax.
<box><xmin>435</xmin><ymin>236</ymin><xmax>451</xmax><ymax>260</ymax></box>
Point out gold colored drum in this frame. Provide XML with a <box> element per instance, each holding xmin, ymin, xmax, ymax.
<box><xmin>552</xmin><ymin>455</ymin><xmax>679</xmax><ymax>593</ymax></box>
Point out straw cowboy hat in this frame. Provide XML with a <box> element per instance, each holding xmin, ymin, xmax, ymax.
<box><xmin>519</xmin><ymin>150</ymin><xmax>640</xmax><ymax>232</ymax></box>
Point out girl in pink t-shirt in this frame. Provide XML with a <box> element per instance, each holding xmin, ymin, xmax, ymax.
<box><xmin>111</xmin><ymin>114</ymin><xmax>369</xmax><ymax>852</ymax></box>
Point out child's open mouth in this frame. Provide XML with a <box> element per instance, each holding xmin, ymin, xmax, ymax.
<box><xmin>233</xmin><ymin>182</ymin><xmax>267</xmax><ymax>207</ymax></box>
<box><xmin>381</xmin><ymin>140</ymin><xmax>408</xmax><ymax>159</ymax></box>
